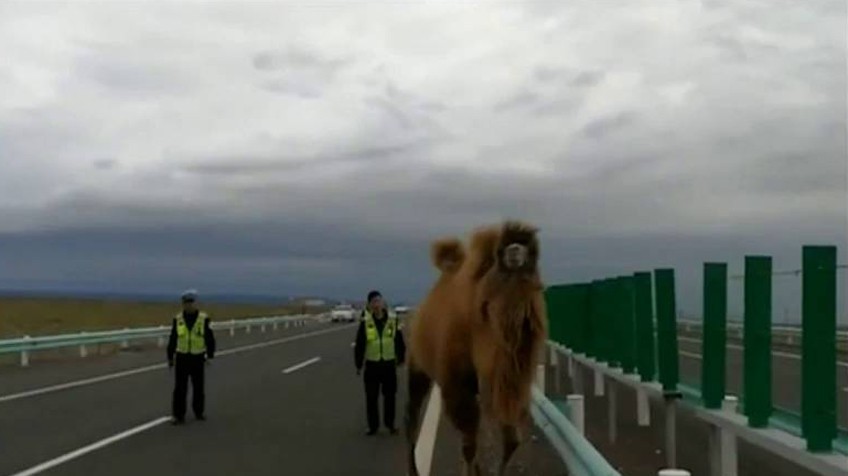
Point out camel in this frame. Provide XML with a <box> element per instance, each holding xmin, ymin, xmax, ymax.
<box><xmin>405</xmin><ymin>220</ymin><xmax>548</xmax><ymax>476</ymax></box>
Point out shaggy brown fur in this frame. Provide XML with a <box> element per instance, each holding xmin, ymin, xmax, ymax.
<box><xmin>405</xmin><ymin>220</ymin><xmax>548</xmax><ymax>476</ymax></box>
<box><xmin>430</xmin><ymin>237</ymin><xmax>466</xmax><ymax>274</ymax></box>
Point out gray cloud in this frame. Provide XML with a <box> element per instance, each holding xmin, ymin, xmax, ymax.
<box><xmin>581</xmin><ymin>111</ymin><xmax>639</xmax><ymax>140</ymax></box>
<box><xmin>252</xmin><ymin>47</ymin><xmax>349</xmax><ymax>75</ymax></box>
<box><xmin>570</xmin><ymin>71</ymin><xmax>605</xmax><ymax>88</ymax></box>
<box><xmin>0</xmin><ymin>2</ymin><xmax>844</xmax><ymax>319</ymax></box>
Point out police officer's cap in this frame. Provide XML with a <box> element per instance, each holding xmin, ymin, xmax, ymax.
<box><xmin>181</xmin><ymin>289</ymin><xmax>198</xmax><ymax>302</ymax></box>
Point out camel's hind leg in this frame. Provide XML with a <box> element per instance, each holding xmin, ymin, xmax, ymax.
<box><xmin>444</xmin><ymin>384</ymin><xmax>482</xmax><ymax>476</ymax></box>
<box><xmin>498</xmin><ymin>423</ymin><xmax>520</xmax><ymax>475</ymax></box>
<box><xmin>405</xmin><ymin>364</ymin><xmax>432</xmax><ymax>476</ymax></box>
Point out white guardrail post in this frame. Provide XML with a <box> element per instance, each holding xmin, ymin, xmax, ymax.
<box><xmin>79</xmin><ymin>331</ymin><xmax>88</xmax><ymax>358</ymax></box>
<box><xmin>536</xmin><ymin>363</ymin><xmax>546</xmax><ymax>392</ymax></box>
<box><xmin>663</xmin><ymin>391</ymin><xmax>683</xmax><ymax>469</ymax></box>
<box><xmin>21</xmin><ymin>335</ymin><xmax>30</xmax><ymax>367</ymax></box>
<box><xmin>637</xmin><ymin>386</ymin><xmax>650</xmax><ymax>426</ymax></box>
<box><xmin>707</xmin><ymin>395</ymin><xmax>739</xmax><ymax>476</ymax></box>
<box><xmin>567</xmin><ymin>394</ymin><xmax>585</xmax><ymax>435</ymax></box>
<box><xmin>594</xmin><ymin>368</ymin><xmax>605</xmax><ymax>397</ymax></box>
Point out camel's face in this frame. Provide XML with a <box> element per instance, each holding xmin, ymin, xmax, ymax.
<box><xmin>495</xmin><ymin>222</ymin><xmax>539</xmax><ymax>274</ymax></box>
<box><xmin>503</xmin><ymin>243</ymin><xmax>528</xmax><ymax>269</ymax></box>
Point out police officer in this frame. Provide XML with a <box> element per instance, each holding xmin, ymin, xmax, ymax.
<box><xmin>353</xmin><ymin>290</ymin><xmax>406</xmax><ymax>435</ymax></box>
<box><xmin>167</xmin><ymin>289</ymin><xmax>216</xmax><ymax>425</ymax></box>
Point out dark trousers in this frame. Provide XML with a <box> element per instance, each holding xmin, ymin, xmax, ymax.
<box><xmin>363</xmin><ymin>360</ymin><xmax>397</xmax><ymax>430</ymax></box>
<box><xmin>172</xmin><ymin>353</ymin><xmax>205</xmax><ymax>419</ymax></box>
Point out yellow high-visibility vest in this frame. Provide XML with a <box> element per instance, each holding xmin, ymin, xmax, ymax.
<box><xmin>363</xmin><ymin>311</ymin><xmax>397</xmax><ymax>362</ymax></box>
<box><xmin>175</xmin><ymin>312</ymin><xmax>208</xmax><ymax>355</ymax></box>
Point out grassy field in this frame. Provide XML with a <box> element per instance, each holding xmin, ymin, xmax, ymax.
<box><xmin>0</xmin><ymin>297</ymin><xmax>327</xmax><ymax>338</ymax></box>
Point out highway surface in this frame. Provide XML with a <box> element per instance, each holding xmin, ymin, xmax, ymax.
<box><xmin>0</xmin><ymin>321</ymin><xmax>565</xmax><ymax>476</ymax></box>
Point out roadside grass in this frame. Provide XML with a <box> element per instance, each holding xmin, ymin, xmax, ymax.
<box><xmin>0</xmin><ymin>297</ymin><xmax>326</xmax><ymax>338</ymax></box>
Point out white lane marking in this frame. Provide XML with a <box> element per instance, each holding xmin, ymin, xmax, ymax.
<box><xmin>282</xmin><ymin>356</ymin><xmax>321</xmax><ymax>374</ymax></box>
<box><xmin>414</xmin><ymin>385</ymin><xmax>442</xmax><ymax>476</ymax></box>
<box><xmin>678</xmin><ymin>336</ymin><xmax>848</xmax><ymax>369</ymax></box>
<box><xmin>9</xmin><ymin>416</ymin><xmax>171</xmax><ymax>476</ymax></box>
<box><xmin>0</xmin><ymin>364</ymin><xmax>165</xmax><ymax>404</ymax></box>
<box><xmin>0</xmin><ymin>324</ymin><xmax>355</xmax><ymax>404</ymax></box>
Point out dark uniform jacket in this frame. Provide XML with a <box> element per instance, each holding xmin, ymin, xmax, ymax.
<box><xmin>353</xmin><ymin>308</ymin><xmax>406</xmax><ymax>370</ymax></box>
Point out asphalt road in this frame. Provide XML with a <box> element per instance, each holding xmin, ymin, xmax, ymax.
<box><xmin>0</xmin><ymin>321</ymin><xmax>565</xmax><ymax>476</ymax></box>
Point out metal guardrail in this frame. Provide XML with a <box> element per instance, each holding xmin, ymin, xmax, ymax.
<box><xmin>0</xmin><ymin>314</ymin><xmax>314</xmax><ymax>367</ymax></box>
<box><xmin>531</xmin><ymin>386</ymin><xmax>622</xmax><ymax>476</ymax></box>
<box><xmin>531</xmin><ymin>361</ymin><xmax>687</xmax><ymax>476</ymax></box>
<box><xmin>550</xmin><ymin>342</ymin><xmax>848</xmax><ymax>476</ymax></box>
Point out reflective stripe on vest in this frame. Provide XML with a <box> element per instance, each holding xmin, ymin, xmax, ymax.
<box><xmin>364</xmin><ymin>311</ymin><xmax>396</xmax><ymax>362</ymax></box>
<box><xmin>175</xmin><ymin>312</ymin><xmax>208</xmax><ymax>355</ymax></box>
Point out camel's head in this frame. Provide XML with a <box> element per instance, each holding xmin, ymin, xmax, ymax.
<box><xmin>476</xmin><ymin>220</ymin><xmax>544</xmax><ymax>328</ymax></box>
<box><xmin>495</xmin><ymin>221</ymin><xmax>539</xmax><ymax>274</ymax></box>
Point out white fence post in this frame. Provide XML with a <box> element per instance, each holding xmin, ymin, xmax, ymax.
<box><xmin>573</xmin><ymin>358</ymin><xmax>584</xmax><ymax>395</ymax></box>
<box><xmin>637</xmin><ymin>386</ymin><xmax>650</xmax><ymax>426</ymax></box>
<box><xmin>246</xmin><ymin>323</ymin><xmax>251</xmax><ymax>334</ymax></box>
<box><xmin>121</xmin><ymin>328</ymin><xmax>129</xmax><ymax>349</ymax></box>
<box><xmin>79</xmin><ymin>331</ymin><xmax>88</xmax><ymax>358</ymax></box>
<box><xmin>21</xmin><ymin>335</ymin><xmax>30</xmax><ymax>367</ymax></box>
<box><xmin>709</xmin><ymin>395</ymin><xmax>739</xmax><ymax>476</ymax></box>
<box><xmin>230</xmin><ymin>319</ymin><xmax>235</xmax><ymax>337</ymax></box>
<box><xmin>594</xmin><ymin>369</ymin><xmax>605</xmax><ymax>396</ymax></box>
<box><xmin>664</xmin><ymin>393</ymin><xmax>681</xmax><ymax>469</ymax></box>
<box><xmin>273</xmin><ymin>321</ymin><xmax>278</xmax><ymax>331</ymax></box>
<box><xmin>567</xmin><ymin>394</ymin><xmax>585</xmax><ymax>435</ymax></box>
<box><xmin>261</xmin><ymin>323</ymin><xmax>266</xmax><ymax>333</ymax></box>
<box><xmin>552</xmin><ymin>351</ymin><xmax>562</xmax><ymax>395</ymax></box>
<box><xmin>536</xmin><ymin>364</ymin><xmax>546</xmax><ymax>392</ymax></box>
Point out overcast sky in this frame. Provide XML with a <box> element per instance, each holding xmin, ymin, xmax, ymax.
<box><xmin>0</xmin><ymin>1</ymin><xmax>845</xmax><ymax>320</ymax></box>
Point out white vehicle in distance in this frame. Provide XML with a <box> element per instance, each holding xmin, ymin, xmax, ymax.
<box><xmin>330</xmin><ymin>303</ymin><xmax>357</xmax><ymax>323</ymax></box>
<box><xmin>393</xmin><ymin>305</ymin><xmax>410</xmax><ymax>316</ymax></box>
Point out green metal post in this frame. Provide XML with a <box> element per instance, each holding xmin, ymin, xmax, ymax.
<box><xmin>654</xmin><ymin>268</ymin><xmax>679</xmax><ymax>392</ymax></box>
<box><xmin>597</xmin><ymin>279</ymin><xmax>609</xmax><ymax>363</ymax></box>
<box><xmin>701</xmin><ymin>262</ymin><xmax>727</xmax><ymax>409</ymax></box>
<box><xmin>562</xmin><ymin>285</ymin><xmax>573</xmax><ymax>348</ymax></box>
<box><xmin>587</xmin><ymin>280</ymin><xmax>602</xmax><ymax>359</ymax></box>
<box><xmin>743</xmin><ymin>256</ymin><xmax>772</xmax><ymax>428</ymax></box>
<box><xmin>619</xmin><ymin>276</ymin><xmax>637</xmax><ymax>374</ymax></box>
<box><xmin>606</xmin><ymin>278</ymin><xmax>620</xmax><ymax>367</ymax></box>
<box><xmin>574</xmin><ymin>283</ymin><xmax>590</xmax><ymax>354</ymax></box>
<box><xmin>801</xmin><ymin>245</ymin><xmax>837</xmax><ymax>452</ymax></box>
<box><xmin>550</xmin><ymin>286</ymin><xmax>563</xmax><ymax>345</ymax></box>
<box><xmin>633</xmin><ymin>271</ymin><xmax>656</xmax><ymax>382</ymax></box>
